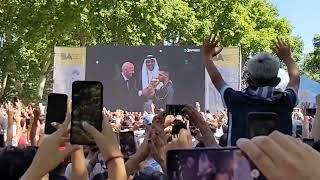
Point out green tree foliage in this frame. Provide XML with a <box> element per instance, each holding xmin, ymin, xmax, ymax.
<box><xmin>0</xmin><ymin>0</ymin><xmax>303</xmax><ymax>102</ymax></box>
<box><xmin>303</xmin><ymin>34</ymin><xmax>320</xmax><ymax>82</ymax></box>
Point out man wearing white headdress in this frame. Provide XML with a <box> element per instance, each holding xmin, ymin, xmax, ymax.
<box><xmin>139</xmin><ymin>55</ymin><xmax>161</xmax><ymax>113</ymax></box>
<box><xmin>141</xmin><ymin>55</ymin><xmax>160</xmax><ymax>90</ymax></box>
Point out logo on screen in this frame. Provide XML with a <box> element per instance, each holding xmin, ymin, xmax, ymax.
<box><xmin>184</xmin><ymin>48</ymin><xmax>200</xmax><ymax>53</ymax></box>
<box><xmin>61</xmin><ymin>53</ymin><xmax>73</xmax><ymax>60</ymax></box>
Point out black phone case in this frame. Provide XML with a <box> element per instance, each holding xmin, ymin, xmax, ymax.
<box><xmin>119</xmin><ymin>131</ymin><xmax>137</xmax><ymax>157</ymax></box>
<box><xmin>247</xmin><ymin>112</ymin><xmax>279</xmax><ymax>138</ymax></box>
<box><xmin>45</xmin><ymin>93</ymin><xmax>68</xmax><ymax>134</ymax></box>
<box><xmin>71</xmin><ymin>81</ymin><xmax>103</xmax><ymax>145</ymax></box>
<box><xmin>166</xmin><ymin>104</ymin><xmax>186</xmax><ymax>115</ymax></box>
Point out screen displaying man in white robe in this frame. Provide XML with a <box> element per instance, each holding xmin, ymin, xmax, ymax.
<box><xmin>141</xmin><ymin>55</ymin><xmax>160</xmax><ymax>90</ymax></box>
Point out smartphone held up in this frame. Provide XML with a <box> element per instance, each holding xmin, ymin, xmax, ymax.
<box><xmin>71</xmin><ymin>81</ymin><xmax>103</xmax><ymax>145</ymax></box>
<box><xmin>167</xmin><ymin>148</ymin><xmax>265</xmax><ymax>180</ymax></box>
<box><xmin>45</xmin><ymin>93</ymin><xmax>68</xmax><ymax>134</ymax></box>
<box><xmin>166</xmin><ymin>104</ymin><xmax>186</xmax><ymax>116</ymax></box>
<box><xmin>247</xmin><ymin>112</ymin><xmax>279</xmax><ymax>138</ymax></box>
<box><xmin>119</xmin><ymin>131</ymin><xmax>137</xmax><ymax>158</ymax></box>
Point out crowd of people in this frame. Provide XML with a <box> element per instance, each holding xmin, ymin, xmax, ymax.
<box><xmin>0</xmin><ymin>36</ymin><xmax>319</xmax><ymax>180</ymax></box>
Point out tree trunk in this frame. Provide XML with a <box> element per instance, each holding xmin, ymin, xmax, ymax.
<box><xmin>0</xmin><ymin>73</ymin><xmax>9</xmax><ymax>99</ymax></box>
<box><xmin>37</xmin><ymin>75</ymin><xmax>46</xmax><ymax>100</ymax></box>
<box><xmin>37</xmin><ymin>52</ymin><xmax>53</xmax><ymax>100</ymax></box>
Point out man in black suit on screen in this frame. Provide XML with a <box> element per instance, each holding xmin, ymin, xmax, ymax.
<box><xmin>111</xmin><ymin>61</ymin><xmax>141</xmax><ymax>111</ymax></box>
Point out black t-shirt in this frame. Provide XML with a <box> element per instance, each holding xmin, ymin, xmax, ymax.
<box><xmin>220</xmin><ymin>86</ymin><xmax>298</xmax><ymax>145</ymax></box>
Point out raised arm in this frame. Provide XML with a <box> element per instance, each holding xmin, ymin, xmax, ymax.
<box><xmin>272</xmin><ymin>38</ymin><xmax>300</xmax><ymax>92</ymax></box>
<box><xmin>6</xmin><ymin>103</ymin><xmax>14</xmax><ymax>145</ymax></box>
<box><xmin>183</xmin><ymin>106</ymin><xmax>218</xmax><ymax>146</ymax></box>
<box><xmin>71</xmin><ymin>147</ymin><xmax>89</xmax><ymax>180</ymax></box>
<box><xmin>125</xmin><ymin>136</ymin><xmax>149</xmax><ymax>176</ymax></box>
<box><xmin>83</xmin><ymin>114</ymin><xmax>127</xmax><ymax>180</ymax></box>
<box><xmin>30</xmin><ymin>108</ymin><xmax>40</xmax><ymax>146</ymax></box>
<box><xmin>312</xmin><ymin>95</ymin><xmax>320</xmax><ymax>140</ymax></box>
<box><xmin>202</xmin><ymin>34</ymin><xmax>227</xmax><ymax>92</ymax></box>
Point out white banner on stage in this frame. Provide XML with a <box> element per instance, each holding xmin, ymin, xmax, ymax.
<box><xmin>205</xmin><ymin>47</ymin><xmax>241</xmax><ymax>113</ymax></box>
<box><xmin>53</xmin><ymin>47</ymin><xmax>86</xmax><ymax>97</ymax></box>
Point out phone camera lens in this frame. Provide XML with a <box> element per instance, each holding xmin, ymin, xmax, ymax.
<box><xmin>251</xmin><ymin>169</ymin><xmax>260</xmax><ymax>178</ymax></box>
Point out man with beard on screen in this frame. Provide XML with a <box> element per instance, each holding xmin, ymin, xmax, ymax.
<box><xmin>140</xmin><ymin>55</ymin><xmax>160</xmax><ymax>90</ymax></box>
<box><xmin>153</xmin><ymin>67</ymin><xmax>174</xmax><ymax>110</ymax></box>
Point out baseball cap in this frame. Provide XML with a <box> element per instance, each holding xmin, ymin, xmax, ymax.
<box><xmin>247</xmin><ymin>52</ymin><xmax>280</xmax><ymax>81</ymax></box>
<box><xmin>143</xmin><ymin>114</ymin><xmax>154</xmax><ymax>126</ymax></box>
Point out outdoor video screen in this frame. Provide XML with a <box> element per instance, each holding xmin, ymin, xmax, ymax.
<box><xmin>86</xmin><ymin>46</ymin><xmax>204</xmax><ymax>112</ymax></box>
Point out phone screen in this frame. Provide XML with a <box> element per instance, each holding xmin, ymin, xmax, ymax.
<box><xmin>45</xmin><ymin>93</ymin><xmax>68</xmax><ymax>134</ymax></box>
<box><xmin>303</xmin><ymin>138</ymin><xmax>314</xmax><ymax>146</ymax></box>
<box><xmin>296</xmin><ymin>125</ymin><xmax>303</xmax><ymax>138</ymax></box>
<box><xmin>0</xmin><ymin>134</ymin><xmax>4</xmax><ymax>147</ymax></box>
<box><xmin>248</xmin><ymin>112</ymin><xmax>279</xmax><ymax>138</ymax></box>
<box><xmin>167</xmin><ymin>148</ymin><xmax>265</xmax><ymax>180</ymax></box>
<box><xmin>71</xmin><ymin>81</ymin><xmax>103</xmax><ymax>145</ymax></box>
<box><xmin>306</xmin><ymin>108</ymin><xmax>316</xmax><ymax>116</ymax></box>
<box><xmin>119</xmin><ymin>131</ymin><xmax>137</xmax><ymax>158</ymax></box>
<box><xmin>166</xmin><ymin>104</ymin><xmax>186</xmax><ymax>116</ymax></box>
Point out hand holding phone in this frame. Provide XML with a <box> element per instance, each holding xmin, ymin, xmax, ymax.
<box><xmin>81</xmin><ymin>115</ymin><xmax>122</xmax><ymax>162</ymax></box>
<box><xmin>166</xmin><ymin>104</ymin><xmax>186</xmax><ymax>116</ymax></box>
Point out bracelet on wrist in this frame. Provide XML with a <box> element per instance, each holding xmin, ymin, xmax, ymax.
<box><xmin>105</xmin><ymin>155</ymin><xmax>124</xmax><ymax>166</ymax></box>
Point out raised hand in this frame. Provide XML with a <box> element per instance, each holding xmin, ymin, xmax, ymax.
<box><xmin>201</xmin><ymin>33</ymin><xmax>227</xmax><ymax>91</ymax></box>
<box><xmin>166</xmin><ymin>129</ymin><xmax>192</xmax><ymax>150</ymax></box>
<box><xmin>33</xmin><ymin>107</ymin><xmax>41</xmax><ymax>119</ymax></box>
<box><xmin>272</xmin><ymin>38</ymin><xmax>292</xmax><ymax>62</ymax></box>
<box><xmin>6</xmin><ymin>102</ymin><xmax>15</xmax><ymax>118</ymax></box>
<box><xmin>183</xmin><ymin>105</ymin><xmax>205</xmax><ymax>123</ymax></box>
<box><xmin>21</xmin><ymin>116</ymin><xmax>80</xmax><ymax>180</ymax></box>
<box><xmin>202</xmin><ymin>34</ymin><xmax>223</xmax><ymax>59</ymax></box>
<box><xmin>15</xmin><ymin>99</ymin><xmax>22</xmax><ymax>109</ymax></box>
<box><xmin>82</xmin><ymin>114</ymin><xmax>126</xmax><ymax>180</ymax></box>
<box><xmin>183</xmin><ymin>105</ymin><xmax>218</xmax><ymax>146</ymax></box>
<box><xmin>82</xmin><ymin>114</ymin><xmax>122</xmax><ymax>160</ymax></box>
